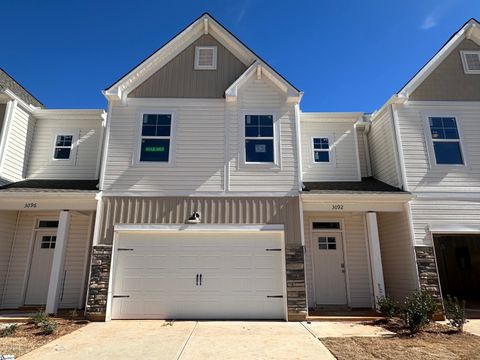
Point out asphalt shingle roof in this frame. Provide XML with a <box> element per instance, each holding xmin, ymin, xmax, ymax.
<box><xmin>0</xmin><ymin>179</ymin><xmax>98</xmax><ymax>192</ymax></box>
<box><xmin>303</xmin><ymin>177</ymin><xmax>406</xmax><ymax>194</ymax></box>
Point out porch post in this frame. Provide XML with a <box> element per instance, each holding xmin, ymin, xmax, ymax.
<box><xmin>46</xmin><ymin>210</ymin><xmax>70</xmax><ymax>314</ymax></box>
<box><xmin>366</xmin><ymin>212</ymin><xmax>385</xmax><ymax>308</ymax></box>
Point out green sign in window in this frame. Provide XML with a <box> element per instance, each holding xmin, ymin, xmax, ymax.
<box><xmin>145</xmin><ymin>146</ymin><xmax>165</xmax><ymax>152</ymax></box>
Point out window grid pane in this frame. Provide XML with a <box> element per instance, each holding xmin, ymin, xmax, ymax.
<box><xmin>428</xmin><ymin>117</ymin><xmax>464</xmax><ymax>165</ymax></box>
<box><xmin>245</xmin><ymin>115</ymin><xmax>274</xmax><ymax>163</ymax></box>
<box><xmin>140</xmin><ymin>114</ymin><xmax>172</xmax><ymax>162</ymax></box>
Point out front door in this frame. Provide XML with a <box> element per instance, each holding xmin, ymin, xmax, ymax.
<box><xmin>25</xmin><ymin>232</ymin><xmax>56</xmax><ymax>305</ymax></box>
<box><xmin>312</xmin><ymin>231</ymin><xmax>347</xmax><ymax>305</ymax></box>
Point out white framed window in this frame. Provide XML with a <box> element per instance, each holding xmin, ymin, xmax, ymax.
<box><xmin>460</xmin><ymin>51</ymin><xmax>480</xmax><ymax>74</ymax></box>
<box><xmin>53</xmin><ymin>133</ymin><xmax>75</xmax><ymax>160</ymax></box>
<box><xmin>40</xmin><ymin>235</ymin><xmax>57</xmax><ymax>249</ymax></box>
<box><xmin>138</xmin><ymin>113</ymin><xmax>173</xmax><ymax>163</ymax></box>
<box><xmin>194</xmin><ymin>46</ymin><xmax>217</xmax><ymax>70</ymax></box>
<box><xmin>244</xmin><ymin>114</ymin><xmax>276</xmax><ymax>164</ymax></box>
<box><xmin>424</xmin><ymin>115</ymin><xmax>465</xmax><ymax>167</ymax></box>
<box><xmin>312</xmin><ymin>135</ymin><xmax>335</xmax><ymax>165</ymax></box>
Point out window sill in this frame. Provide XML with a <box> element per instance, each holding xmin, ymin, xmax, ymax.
<box><xmin>239</xmin><ymin>162</ymin><xmax>282</xmax><ymax>171</ymax></box>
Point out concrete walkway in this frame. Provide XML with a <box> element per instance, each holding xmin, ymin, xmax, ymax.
<box><xmin>303</xmin><ymin>320</ymin><xmax>394</xmax><ymax>338</ymax></box>
<box><xmin>19</xmin><ymin>321</ymin><xmax>336</xmax><ymax>360</ymax></box>
<box><xmin>465</xmin><ymin>319</ymin><xmax>480</xmax><ymax>336</ymax></box>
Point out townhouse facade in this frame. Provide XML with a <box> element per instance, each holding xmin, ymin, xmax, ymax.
<box><xmin>0</xmin><ymin>14</ymin><xmax>478</xmax><ymax>321</ymax></box>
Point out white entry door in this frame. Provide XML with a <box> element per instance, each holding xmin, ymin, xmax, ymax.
<box><xmin>25</xmin><ymin>232</ymin><xmax>56</xmax><ymax>305</ymax></box>
<box><xmin>312</xmin><ymin>232</ymin><xmax>347</xmax><ymax>305</ymax></box>
<box><xmin>111</xmin><ymin>231</ymin><xmax>286</xmax><ymax>320</ymax></box>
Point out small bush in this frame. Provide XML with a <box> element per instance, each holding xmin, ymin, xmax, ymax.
<box><xmin>29</xmin><ymin>311</ymin><xmax>50</xmax><ymax>326</ymax></box>
<box><xmin>377</xmin><ymin>295</ymin><xmax>399</xmax><ymax>318</ymax></box>
<box><xmin>400</xmin><ymin>289</ymin><xmax>437</xmax><ymax>334</ymax></box>
<box><xmin>70</xmin><ymin>309</ymin><xmax>78</xmax><ymax>320</ymax></box>
<box><xmin>38</xmin><ymin>320</ymin><xmax>57</xmax><ymax>335</ymax></box>
<box><xmin>444</xmin><ymin>295</ymin><xmax>467</xmax><ymax>332</ymax></box>
<box><xmin>0</xmin><ymin>323</ymin><xmax>18</xmax><ymax>337</ymax></box>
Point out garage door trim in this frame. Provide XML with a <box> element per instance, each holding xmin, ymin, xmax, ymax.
<box><xmin>106</xmin><ymin>224</ymin><xmax>287</xmax><ymax>321</ymax></box>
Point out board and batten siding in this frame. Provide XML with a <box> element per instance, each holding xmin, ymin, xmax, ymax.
<box><xmin>368</xmin><ymin>107</ymin><xmax>400</xmax><ymax>188</ymax></box>
<box><xmin>227</xmin><ymin>75</ymin><xmax>299</xmax><ymax>192</ymax></box>
<box><xmin>27</xmin><ymin>117</ymin><xmax>102</xmax><ymax>180</ymax></box>
<box><xmin>129</xmin><ymin>35</ymin><xmax>248</xmax><ymax>99</ymax></box>
<box><xmin>0</xmin><ymin>211</ymin><xmax>17</xmax><ymax>303</ymax></box>
<box><xmin>98</xmin><ymin>196</ymin><xmax>301</xmax><ymax>247</ymax></box>
<box><xmin>1</xmin><ymin>105</ymin><xmax>36</xmax><ymax>182</ymax></box>
<box><xmin>409</xmin><ymin>199</ymin><xmax>480</xmax><ymax>246</ymax></box>
<box><xmin>356</xmin><ymin>127</ymin><xmax>370</xmax><ymax>178</ymax></box>
<box><xmin>0</xmin><ymin>211</ymin><xmax>92</xmax><ymax>309</ymax></box>
<box><xmin>377</xmin><ymin>210</ymin><xmax>419</xmax><ymax>301</ymax></box>
<box><xmin>102</xmin><ymin>99</ymin><xmax>225</xmax><ymax>192</ymax></box>
<box><xmin>303</xmin><ymin>212</ymin><xmax>373</xmax><ymax>308</ymax></box>
<box><xmin>299</xmin><ymin>114</ymin><xmax>360</xmax><ymax>182</ymax></box>
<box><xmin>396</xmin><ymin>102</ymin><xmax>480</xmax><ymax>192</ymax></box>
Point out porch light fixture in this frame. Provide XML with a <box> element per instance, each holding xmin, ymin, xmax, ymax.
<box><xmin>187</xmin><ymin>211</ymin><xmax>201</xmax><ymax>224</ymax></box>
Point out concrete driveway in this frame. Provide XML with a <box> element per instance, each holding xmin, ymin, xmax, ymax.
<box><xmin>20</xmin><ymin>321</ymin><xmax>335</xmax><ymax>360</ymax></box>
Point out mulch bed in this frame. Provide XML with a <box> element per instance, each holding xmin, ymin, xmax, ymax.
<box><xmin>321</xmin><ymin>319</ymin><xmax>480</xmax><ymax>360</ymax></box>
<box><xmin>0</xmin><ymin>318</ymin><xmax>87</xmax><ymax>358</ymax></box>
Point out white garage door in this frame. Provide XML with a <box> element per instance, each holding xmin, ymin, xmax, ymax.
<box><xmin>111</xmin><ymin>230</ymin><xmax>286</xmax><ymax>320</ymax></box>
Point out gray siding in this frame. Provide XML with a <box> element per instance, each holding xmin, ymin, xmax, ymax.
<box><xmin>411</xmin><ymin>39</ymin><xmax>480</xmax><ymax>101</ymax></box>
<box><xmin>129</xmin><ymin>35</ymin><xmax>248</xmax><ymax>98</ymax></box>
<box><xmin>377</xmin><ymin>211</ymin><xmax>418</xmax><ymax>301</ymax></box>
<box><xmin>99</xmin><ymin>196</ymin><xmax>301</xmax><ymax>247</ymax></box>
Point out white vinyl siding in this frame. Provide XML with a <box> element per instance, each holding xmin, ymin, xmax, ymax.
<box><xmin>102</xmin><ymin>99</ymin><xmax>224</xmax><ymax>192</ymax></box>
<box><xmin>396</xmin><ymin>102</ymin><xmax>480</xmax><ymax>192</ymax></box>
<box><xmin>0</xmin><ymin>211</ymin><xmax>17</xmax><ymax>303</ymax></box>
<box><xmin>227</xmin><ymin>76</ymin><xmax>298</xmax><ymax>192</ymax></box>
<box><xmin>368</xmin><ymin>107</ymin><xmax>400</xmax><ymax>188</ymax></box>
<box><xmin>26</xmin><ymin>117</ymin><xmax>101</xmax><ymax>179</ymax></box>
<box><xmin>377</xmin><ymin>211</ymin><xmax>419</xmax><ymax>301</ymax></box>
<box><xmin>0</xmin><ymin>211</ymin><xmax>92</xmax><ymax>309</ymax></box>
<box><xmin>1</xmin><ymin>105</ymin><xmax>36</xmax><ymax>182</ymax></box>
<box><xmin>356</xmin><ymin>127</ymin><xmax>369</xmax><ymax>177</ymax></box>
<box><xmin>409</xmin><ymin>199</ymin><xmax>480</xmax><ymax>246</ymax></box>
<box><xmin>300</xmin><ymin>114</ymin><xmax>360</xmax><ymax>182</ymax></box>
<box><xmin>304</xmin><ymin>212</ymin><xmax>373</xmax><ymax>308</ymax></box>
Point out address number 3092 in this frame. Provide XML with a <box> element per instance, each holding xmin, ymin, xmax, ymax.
<box><xmin>331</xmin><ymin>204</ymin><xmax>344</xmax><ymax>210</ymax></box>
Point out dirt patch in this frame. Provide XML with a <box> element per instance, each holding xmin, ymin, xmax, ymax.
<box><xmin>0</xmin><ymin>318</ymin><xmax>87</xmax><ymax>358</ymax></box>
<box><xmin>322</xmin><ymin>321</ymin><xmax>480</xmax><ymax>360</ymax></box>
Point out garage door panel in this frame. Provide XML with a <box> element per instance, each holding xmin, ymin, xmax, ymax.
<box><xmin>111</xmin><ymin>231</ymin><xmax>285</xmax><ymax>320</ymax></box>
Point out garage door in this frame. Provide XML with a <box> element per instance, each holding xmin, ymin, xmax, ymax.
<box><xmin>111</xmin><ymin>230</ymin><xmax>286</xmax><ymax>320</ymax></box>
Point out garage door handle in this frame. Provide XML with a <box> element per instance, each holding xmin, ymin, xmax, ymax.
<box><xmin>199</xmin><ymin>274</ymin><xmax>202</xmax><ymax>286</ymax></box>
<box><xmin>196</xmin><ymin>274</ymin><xmax>199</xmax><ymax>286</ymax></box>
<box><xmin>267</xmin><ymin>295</ymin><xmax>283</xmax><ymax>298</ymax></box>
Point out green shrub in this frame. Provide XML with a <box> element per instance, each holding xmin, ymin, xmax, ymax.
<box><xmin>29</xmin><ymin>311</ymin><xmax>50</xmax><ymax>326</ymax></box>
<box><xmin>401</xmin><ymin>289</ymin><xmax>437</xmax><ymax>334</ymax></box>
<box><xmin>38</xmin><ymin>320</ymin><xmax>57</xmax><ymax>335</ymax></box>
<box><xmin>377</xmin><ymin>295</ymin><xmax>399</xmax><ymax>318</ymax></box>
<box><xmin>444</xmin><ymin>295</ymin><xmax>467</xmax><ymax>332</ymax></box>
<box><xmin>0</xmin><ymin>323</ymin><xmax>18</xmax><ymax>337</ymax></box>
<box><xmin>70</xmin><ymin>309</ymin><xmax>78</xmax><ymax>320</ymax></box>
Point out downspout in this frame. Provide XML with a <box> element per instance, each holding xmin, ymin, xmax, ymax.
<box><xmin>294</xmin><ymin>104</ymin><xmax>305</xmax><ymax>245</ymax></box>
<box><xmin>389</xmin><ymin>102</ymin><xmax>409</xmax><ymax>191</ymax></box>
<box><xmin>363</xmin><ymin>121</ymin><xmax>372</xmax><ymax>177</ymax></box>
<box><xmin>1</xmin><ymin>211</ymin><xmax>21</xmax><ymax>308</ymax></box>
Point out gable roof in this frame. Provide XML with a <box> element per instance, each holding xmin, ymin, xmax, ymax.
<box><xmin>104</xmin><ymin>13</ymin><xmax>302</xmax><ymax>102</ymax></box>
<box><xmin>398</xmin><ymin>18</ymin><xmax>480</xmax><ymax>99</ymax></box>
<box><xmin>0</xmin><ymin>67</ymin><xmax>43</xmax><ymax>108</ymax></box>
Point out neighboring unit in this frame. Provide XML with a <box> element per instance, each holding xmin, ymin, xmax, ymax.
<box><xmin>0</xmin><ymin>68</ymin><xmax>105</xmax><ymax>314</ymax></box>
<box><xmin>368</xmin><ymin>18</ymin><xmax>480</xmax><ymax>310</ymax></box>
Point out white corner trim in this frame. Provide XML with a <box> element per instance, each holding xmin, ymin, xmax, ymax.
<box><xmin>390</xmin><ymin>104</ymin><xmax>408</xmax><ymax>190</ymax></box>
<box><xmin>0</xmin><ymin>99</ymin><xmax>16</xmax><ymax>173</ymax></box>
<box><xmin>113</xmin><ymin>224</ymin><xmax>285</xmax><ymax>233</ymax></box>
<box><xmin>353</xmin><ymin>122</ymin><xmax>362</xmax><ymax>181</ymax></box>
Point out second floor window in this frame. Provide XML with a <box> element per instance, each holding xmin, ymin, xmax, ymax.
<box><xmin>428</xmin><ymin>117</ymin><xmax>464</xmax><ymax>165</ymax></box>
<box><xmin>312</xmin><ymin>136</ymin><xmax>334</xmax><ymax>164</ymax></box>
<box><xmin>245</xmin><ymin>115</ymin><xmax>274</xmax><ymax>163</ymax></box>
<box><xmin>140</xmin><ymin>114</ymin><xmax>172</xmax><ymax>162</ymax></box>
<box><xmin>53</xmin><ymin>135</ymin><xmax>73</xmax><ymax>160</ymax></box>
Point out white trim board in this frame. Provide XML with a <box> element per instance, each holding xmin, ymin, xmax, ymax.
<box><xmin>114</xmin><ymin>224</ymin><xmax>285</xmax><ymax>233</ymax></box>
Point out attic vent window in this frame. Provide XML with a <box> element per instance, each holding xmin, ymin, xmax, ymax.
<box><xmin>460</xmin><ymin>51</ymin><xmax>480</xmax><ymax>74</ymax></box>
<box><xmin>195</xmin><ymin>46</ymin><xmax>217</xmax><ymax>70</ymax></box>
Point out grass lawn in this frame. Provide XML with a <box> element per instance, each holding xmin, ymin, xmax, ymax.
<box><xmin>0</xmin><ymin>318</ymin><xmax>86</xmax><ymax>358</ymax></box>
<box><xmin>322</xmin><ymin>320</ymin><xmax>480</xmax><ymax>360</ymax></box>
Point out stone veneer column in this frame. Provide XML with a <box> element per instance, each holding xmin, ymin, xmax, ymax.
<box><xmin>415</xmin><ymin>246</ymin><xmax>443</xmax><ymax>310</ymax></box>
<box><xmin>285</xmin><ymin>246</ymin><xmax>307</xmax><ymax>321</ymax></box>
<box><xmin>85</xmin><ymin>245</ymin><xmax>112</xmax><ymax>321</ymax></box>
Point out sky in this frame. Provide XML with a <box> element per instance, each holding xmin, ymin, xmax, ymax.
<box><xmin>2</xmin><ymin>0</ymin><xmax>480</xmax><ymax>112</ymax></box>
